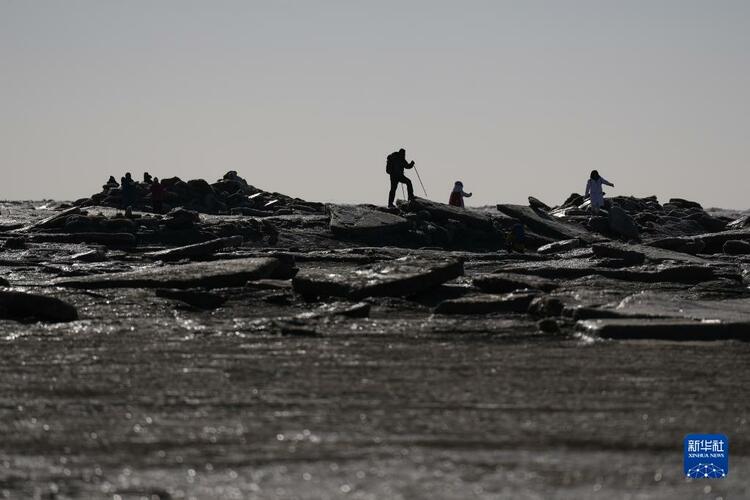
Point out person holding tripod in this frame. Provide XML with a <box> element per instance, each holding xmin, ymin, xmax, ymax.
<box><xmin>386</xmin><ymin>148</ymin><xmax>416</xmax><ymax>208</ymax></box>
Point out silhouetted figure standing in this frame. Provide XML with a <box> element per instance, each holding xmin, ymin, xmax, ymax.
<box><xmin>386</xmin><ymin>148</ymin><xmax>415</xmax><ymax>208</ymax></box>
<box><xmin>103</xmin><ymin>176</ymin><xmax>119</xmax><ymax>191</ymax></box>
<box><xmin>120</xmin><ymin>172</ymin><xmax>136</xmax><ymax>209</ymax></box>
<box><xmin>143</xmin><ymin>172</ymin><xmax>153</xmax><ymax>184</ymax></box>
<box><xmin>448</xmin><ymin>181</ymin><xmax>472</xmax><ymax>208</ymax></box>
<box><xmin>585</xmin><ymin>170</ymin><xmax>614</xmax><ymax>214</ymax></box>
<box><xmin>150</xmin><ymin>177</ymin><xmax>166</xmax><ymax>213</ymax></box>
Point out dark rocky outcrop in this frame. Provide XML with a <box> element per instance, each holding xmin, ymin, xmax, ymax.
<box><xmin>28</xmin><ymin>233</ymin><xmax>137</xmax><ymax>247</ymax></box>
<box><xmin>155</xmin><ymin>288</ymin><xmax>227</xmax><ymax>309</ymax></box>
<box><xmin>473</xmin><ymin>273</ymin><xmax>557</xmax><ymax>293</ymax></box>
<box><xmin>0</xmin><ymin>290</ymin><xmax>78</xmax><ymax>323</ymax></box>
<box><xmin>146</xmin><ymin>236</ymin><xmax>244</xmax><ymax>261</ymax></box>
<box><xmin>537</xmin><ymin>239</ymin><xmax>581</xmax><ymax>255</ymax></box>
<box><xmin>496</xmin><ymin>204</ymin><xmax>592</xmax><ymax>241</ymax></box>
<box><xmin>292</xmin><ymin>257</ymin><xmax>464</xmax><ymax>299</ymax></box>
<box><xmin>577</xmin><ymin>318</ymin><xmax>750</xmax><ymax>341</ymax></box>
<box><xmin>434</xmin><ymin>292</ymin><xmax>538</xmax><ymax>315</ymax></box>
<box><xmin>528</xmin><ymin>196</ymin><xmax>551</xmax><ymax>211</ymax></box>
<box><xmin>496</xmin><ymin>261</ymin><xmax>716</xmax><ymax>284</ymax></box>
<box><xmin>608</xmin><ymin>206</ymin><xmax>640</xmax><ymax>240</ymax></box>
<box><xmin>328</xmin><ymin>205</ymin><xmax>410</xmax><ymax>241</ymax></box>
<box><xmin>70</xmin><ymin>248</ymin><xmax>107</xmax><ymax>262</ymax></box>
<box><xmin>648</xmin><ymin>229</ymin><xmax>750</xmax><ymax>254</ymax></box>
<box><xmin>723</xmin><ymin>240</ymin><xmax>750</xmax><ymax>255</ymax></box>
<box><xmin>55</xmin><ymin>257</ymin><xmax>290</xmax><ymax>289</ymax></box>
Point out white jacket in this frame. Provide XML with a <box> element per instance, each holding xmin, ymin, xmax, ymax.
<box><xmin>585</xmin><ymin>177</ymin><xmax>613</xmax><ymax>208</ymax></box>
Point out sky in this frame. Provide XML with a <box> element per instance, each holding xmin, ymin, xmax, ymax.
<box><xmin>1</xmin><ymin>0</ymin><xmax>749</xmax><ymax>209</ymax></box>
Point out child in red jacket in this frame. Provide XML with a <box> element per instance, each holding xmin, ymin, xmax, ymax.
<box><xmin>448</xmin><ymin>181</ymin><xmax>472</xmax><ymax>207</ymax></box>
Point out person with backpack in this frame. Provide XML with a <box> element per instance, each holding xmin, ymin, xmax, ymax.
<box><xmin>448</xmin><ymin>181</ymin><xmax>472</xmax><ymax>208</ymax></box>
<box><xmin>584</xmin><ymin>169</ymin><xmax>615</xmax><ymax>214</ymax></box>
<box><xmin>386</xmin><ymin>148</ymin><xmax>415</xmax><ymax>208</ymax></box>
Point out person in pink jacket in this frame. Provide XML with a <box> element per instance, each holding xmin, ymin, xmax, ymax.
<box><xmin>448</xmin><ymin>181</ymin><xmax>472</xmax><ymax>208</ymax></box>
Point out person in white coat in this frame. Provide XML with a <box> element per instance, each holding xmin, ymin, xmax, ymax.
<box><xmin>585</xmin><ymin>170</ymin><xmax>614</xmax><ymax>214</ymax></box>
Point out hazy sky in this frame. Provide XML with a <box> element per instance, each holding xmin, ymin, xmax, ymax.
<box><xmin>1</xmin><ymin>1</ymin><xmax>749</xmax><ymax>208</ymax></box>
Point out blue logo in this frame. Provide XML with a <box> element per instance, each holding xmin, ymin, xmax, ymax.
<box><xmin>684</xmin><ymin>434</ymin><xmax>728</xmax><ymax>479</ymax></box>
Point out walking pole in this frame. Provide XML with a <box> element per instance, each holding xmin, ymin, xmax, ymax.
<box><xmin>413</xmin><ymin>165</ymin><xmax>428</xmax><ymax>197</ymax></box>
<box><xmin>401</xmin><ymin>184</ymin><xmax>406</xmax><ymax>200</ymax></box>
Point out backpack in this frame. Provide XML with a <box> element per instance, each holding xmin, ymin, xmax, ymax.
<box><xmin>385</xmin><ymin>153</ymin><xmax>397</xmax><ymax>175</ymax></box>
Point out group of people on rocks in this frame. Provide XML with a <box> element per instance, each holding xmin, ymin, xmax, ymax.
<box><xmin>385</xmin><ymin>147</ymin><xmax>614</xmax><ymax>212</ymax></box>
<box><xmin>102</xmin><ymin>171</ymin><xmax>166</xmax><ymax>212</ymax></box>
<box><xmin>102</xmin><ymin>150</ymin><xmax>614</xmax><ymax>249</ymax></box>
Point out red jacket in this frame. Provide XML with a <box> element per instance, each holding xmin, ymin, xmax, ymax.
<box><xmin>449</xmin><ymin>191</ymin><xmax>464</xmax><ymax>207</ymax></box>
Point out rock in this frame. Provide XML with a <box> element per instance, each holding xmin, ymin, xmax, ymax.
<box><xmin>577</xmin><ymin>318</ymin><xmax>750</xmax><ymax>341</ymax></box>
<box><xmin>70</xmin><ymin>248</ymin><xmax>107</xmax><ymax>262</ymax></box>
<box><xmin>276</xmin><ymin>320</ymin><xmax>320</xmax><ymax>337</ymax></box>
<box><xmin>28</xmin><ymin>233</ymin><xmax>136</xmax><ymax>247</ymax></box>
<box><xmin>329</xmin><ymin>205</ymin><xmax>410</xmax><ymax>240</ymax></box>
<box><xmin>102</xmin><ymin>217</ymin><xmax>138</xmax><ymax>233</ymax></box>
<box><xmin>164</xmin><ymin>208</ymin><xmax>200</xmax><ymax>229</ymax></box>
<box><xmin>292</xmin><ymin>257</ymin><xmax>464</xmax><ymax>299</ymax></box>
<box><xmin>606</xmin><ymin>241</ymin><xmax>708</xmax><ymax>264</ymax></box>
<box><xmin>591</xmin><ymin>243</ymin><xmax>645</xmax><ymax>266</ymax></box>
<box><xmin>245</xmin><ymin>279</ymin><xmax>293</xmax><ymax>290</ymax></box>
<box><xmin>146</xmin><ymin>236</ymin><xmax>244</xmax><ymax>261</ymax></box>
<box><xmin>612</xmin><ymin>292</ymin><xmax>750</xmax><ymax>322</ymax></box>
<box><xmin>536</xmin><ymin>238</ymin><xmax>581</xmax><ymax>255</ymax></box>
<box><xmin>230</xmin><ymin>207</ymin><xmax>274</xmax><ymax>217</ymax></box>
<box><xmin>587</xmin><ymin>216</ymin><xmax>610</xmax><ymax>235</ymax></box>
<box><xmin>726</xmin><ymin>215</ymin><xmax>750</xmax><ymax>230</ymax></box>
<box><xmin>187</xmin><ymin>179</ymin><xmax>214</xmax><ymax>196</ymax></box>
<box><xmin>297</xmin><ymin>302</ymin><xmax>371</xmax><ymax>319</ymax></box>
<box><xmin>527</xmin><ymin>296</ymin><xmax>564</xmax><ymax>317</ymax></box>
<box><xmin>434</xmin><ymin>292</ymin><xmax>538</xmax><ymax>315</ymax></box>
<box><xmin>608</xmin><ymin>205</ymin><xmax>640</xmax><ymax>240</ymax></box>
<box><xmin>537</xmin><ymin>318</ymin><xmax>561</xmax><ymax>333</ymax></box>
<box><xmin>561</xmin><ymin>193</ymin><xmax>584</xmax><ymax>208</ymax></box>
<box><xmin>722</xmin><ymin>240</ymin><xmax>750</xmax><ymax>255</ymax></box>
<box><xmin>408</xmin><ymin>198</ymin><xmax>496</xmax><ymax>230</ymax></box>
<box><xmin>322</xmin><ymin>302</ymin><xmax>371</xmax><ymax>318</ymax></box>
<box><xmin>156</xmin><ymin>288</ymin><xmax>227</xmax><ymax>309</ymax></box>
<box><xmin>528</xmin><ymin>196</ymin><xmax>551</xmax><ymax>211</ymax></box>
<box><xmin>665</xmin><ymin>198</ymin><xmax>702</xmax><ymax>210</ymax></box>
<box><xmin>647</xmin><ymin>237</ymin><xmax>706</xmax><ymax>255</ymax></box>
<box><xmin>0</xmin><ymin>223</ymin><xmax>24</xmax><ymax>232</ymax></box>
<box><xmin>565</xmin><ymin>306</ymin><xmax>637</xmax><ymax>320</ymax></box>
<box><xmin>496</xmin><ymin>204</ymin><xmax>592</xmax><ymax>241</ymax></box>
<box><xmin>473</xmin><ymin>273</ymin><xmax>557</xmax><ymax>293</ymax></box>
<box><xmin>692</xmin><ymin>213</ymin><xmax>726</xmax><ymax>233</ymax></box>
<box><xmin>21</xmin><ymin>207</ymin><xmax>81</xmax><ymax>232</ymax></box>
<box><xmin>0</xmin><ymin>290</ymin><xmax>78</xmax><ymax>323</ymax></box>
<box><xmin>648</xmin><ymin>229</ymin><xmax>750</xmax><ymax>254</ymax></box>
<box><xmin>55</xmin><ymin>257</ymin><xmax>289</xmax><ymax>289</ymax></box>
<box><xmin>495</xmin><ymin>261</ymin><xmax>716</xmax><ymax>284</ymax></box>
<box><xmin>2</xmin><ymin>237</ymin><xmax>27</xmax><ymax>250</ymax></box>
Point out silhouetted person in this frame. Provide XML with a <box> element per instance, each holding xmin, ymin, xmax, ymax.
<box><xmin>585</xmin><ymin>170</ymin><xmax>614</xmax><ymax>214</ymax></box>
<box><xmin>150</xmin><ymin>177</ymin><xmax>165</xmax><ymax>213</ymax></box>
<box><xmin>121</xmin><ymin>172</ymin><xmax>135</xmax><ymax>209</ymax></box>
<box><xmin>448</xmin><ymin>181</ymin><xmax>472</xmax><ymax>207</ymax></box>
<box><xmin>386</xmin><ymin>148</ymin><xmax>415</xmax><ymax>208</ymax></box>
<box><xmin>508</xmin><ymin>223</ymin><xmax>526</xmax><ymax>252</ymax></box>
<box><xmin>103</xmin><ymin>176</ymin><xmax>119</xmax><ymax>191</ymax></box>
<box><xmin>143</xmin><ymin>172</ymin><xmax>153</xmax><ymax>184</ymax></box>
